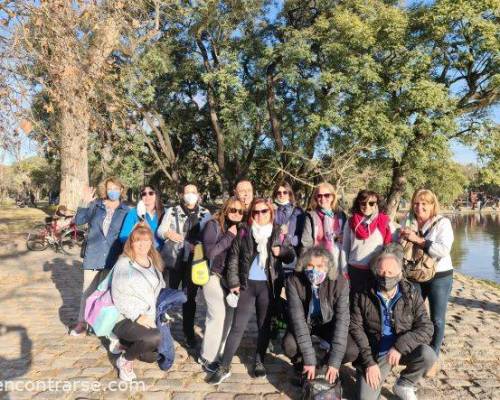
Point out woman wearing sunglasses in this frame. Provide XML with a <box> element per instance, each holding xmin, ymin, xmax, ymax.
<box><xmin>198</xmin><ymin>197</ymin><xmax>244</xmax><ymax>373</ymax></box>
<box><xmin>343</xmin><ymin>190</ymin><xmax>393</xmax><ymax>292</ymax></box>
<box><xmin>208</xmin><ymin>198</ymin><xmax>295</xmax><ymax>385</ymax></box>
<box><xmin>119</xmin><ymin>184</ymin><xmax>165</xmax><ymax>248</ymax></box>
<box><xmin>301</xmin><ymin>182</ymin><xmax>347</xmax><ymax>275</ymax></box>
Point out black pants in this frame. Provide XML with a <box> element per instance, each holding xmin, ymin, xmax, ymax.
<box><xmin>168</xmin><ymin>261</ymin><xmax>199</xmax><ymax>341</ymax></box>
<box><xmin>348</xmin><ymin>265</ymin><xmax>371</xmax><ymax>295</ymax></box>
<box><xmin>221</xmin><ymin>280</ymin><xmax>273</xmax><ymax>368</ymax></box>
<box><xmin>113</xmin><ymin>319</ymin><xmax>161</xmax><ymax>362</ymax></box>
<box><xmin>282</xmin><ymin>323</ymin><xmax>359</xmax><ymax>366</ymax></box>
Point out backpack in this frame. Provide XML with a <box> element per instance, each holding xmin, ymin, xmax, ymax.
<box><xmin>400</xmin><ymin>217</ymin><xmax>442</xmax><ymax>283</ymax></box>
<box><xmin>302</xmin><ymin>372</ymin><xmax>342</xmax><ymax>400</ymax></box>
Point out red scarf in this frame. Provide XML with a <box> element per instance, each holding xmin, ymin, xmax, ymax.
<box><xmin>349</xmin><ymin>212</ymin><xmax>392</xmax><ymax>244</ymax></box>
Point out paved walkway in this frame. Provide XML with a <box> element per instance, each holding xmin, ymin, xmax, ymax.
<box><xmin>0</xmin><ymin>236</ymin><xmax>499</xmax><ymax>399</ymax></box>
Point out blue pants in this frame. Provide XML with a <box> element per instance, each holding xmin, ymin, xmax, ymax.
<box><xmin>416</xmin><ymin>273</ymin><xmax>453</xmax><ymax>355</ymax></box>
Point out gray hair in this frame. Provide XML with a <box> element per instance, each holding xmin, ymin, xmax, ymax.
<box><xmin>369</xmin><ymin>243</ymin><xmax>404</xmax><ymax>276</ymax></box>
<box><xmin>296</xmin><ymin>246</ymin><xmax>338</xmax><ymax>281</ymax></box>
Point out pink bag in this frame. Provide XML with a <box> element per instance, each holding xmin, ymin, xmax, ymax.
<box><xmin>84</xmin><ymin>268</ymin><xmax>119</xmax><ymax>337</ymax></box>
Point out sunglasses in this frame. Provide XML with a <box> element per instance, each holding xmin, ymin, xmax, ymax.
<box><xmin>361</xmin><ymin>201</ymin><xmax>377</xmax><ymax>207</ymax></box>
<box><xmin>252</xmin><ymin>209</ymin><xmax>270</xmax><ymax>216</ymax></box>
<box><xmin>276</xmin><ymin>190</ymin><xmax>289</xmax><ymax>196</ymax></box>
<box><xmin>316</xmin><ymin>193</ymin><xmax>332</xmax><ymax>199</ymax></box>
<box><xmin>228</xmin><ymin>207</ymin><xmax>244</xmax><ymax>215</ymax></box>
<box><xmin>141</xmin><ymin>190</ymin><xmax>155</xmax><ymax>197</ymax></box>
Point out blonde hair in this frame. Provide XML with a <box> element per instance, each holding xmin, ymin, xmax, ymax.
<box><xmin>411</xmin><ymin>189</ymin><xmax>440</xmax><ymax>218</ymax></box>
<box><xmin>123</xmin><ymin>223</ymin><xmax>164</xmax><ymax>272</ymax></box>
<box><xmin>98</xmin><ymin>176</ymin><xmax>125</xmax><ymax>200</ymax></box>
<box><xmin>309</xmin><ymin>182</ymin><xmax>337</xmax><ymax>210</ymax></box>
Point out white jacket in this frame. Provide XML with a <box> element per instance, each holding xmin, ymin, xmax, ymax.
<box><xmin>400</xmin><ymin>215</ymin><xmax>454</xmax><ymax>273</ymax></box>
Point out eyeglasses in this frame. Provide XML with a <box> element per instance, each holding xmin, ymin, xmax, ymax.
<box><xmin>141</xmin><ymin>191</ymin><xmax>155</xmax><ymax>197</ymax></box>
<box><xmin>252</xmin><ymin>209</ymin><xmax>270</xmax><ymax>216</ymax></box>
<box><xmin>316</xmin><ymin>193</ymin><xmax>332</xmax><ymax>199</ymax></box>
<box><xmin>360</xmin><ymin>201</ymin><xmax>376</xmax><ymax>207</ymax></box>
<box><xmin>228</xmin><ymin>208</ymin><xmax>244</xmax><ymax>215</ymax></box>
<box><xmin>276</xmin><ymin>190</ymin><xmax>289</xmax><ymax>196</ymax></box>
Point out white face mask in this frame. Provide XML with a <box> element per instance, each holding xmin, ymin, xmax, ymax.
<box><xmin>183</xmin><ymin>192</ymin><xmax>198</xmax><ymax>206</ymax></box>
<box><xmin>226</xmin><ymin>292</ymin><xmax>239</xmax><ymax>308</ymax></box>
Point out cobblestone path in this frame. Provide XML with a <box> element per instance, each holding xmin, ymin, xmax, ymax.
<box><xmin>0</xmin><ymin>238</ymin><xmax>499</xmax><ymax>399</ymax></box>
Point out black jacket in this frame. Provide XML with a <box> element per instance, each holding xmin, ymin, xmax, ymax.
<box><xmin>285</xmin><ymin>272</ymin><xmax>350</xmax><ymax>368</ymax></box>
<box><xmin>226</xmin><ymin>223</ymin><xmax>295</xmax><ymax>292</ymax></box>
<box><xmin>349</xmin><ymin>280</ymin><xmax>434</xmax><ymax>368</ymax></box>
<box><xmin>201</xmin><ymin>219</ymin><xmax>237</xmax><ymax>278</ymax></box>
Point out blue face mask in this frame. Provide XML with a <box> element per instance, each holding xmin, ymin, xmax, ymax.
<box><xmin>107</xmin><ymin>190</ymin><xmax>121</xmax><ymax>201</ymax></box>
<box><xmin>305</xmin><ymin>268</ymin><xmax>327</xmax><ymax>287</ymax></box>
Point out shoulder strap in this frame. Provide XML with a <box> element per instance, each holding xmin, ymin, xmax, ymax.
<box><xmin>422</xmin><ymin>217</ymin><xmax>442</xmax><ymax>238</ymax></box>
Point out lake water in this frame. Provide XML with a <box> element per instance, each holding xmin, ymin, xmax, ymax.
<box><xmin>448</xmin><ymin>212</ymin><xmax>500</xmax><ymax>283</ymax></box>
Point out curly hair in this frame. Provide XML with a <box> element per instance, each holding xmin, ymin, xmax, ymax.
<box><xmin>295</xmin><ymin>246</ymin><xmax>338</xmax><ymax>281</ymax></box>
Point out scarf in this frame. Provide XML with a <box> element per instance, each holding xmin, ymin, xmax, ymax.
<box><xmin>275</xmin><ymin>203</ymin><xmax>294</xmax><ymax>226</ymax></box>
<box><xmin>251</xmin><ymin>223</ymin><xmax>273</xmax><ymax>268</ymax></box>
<box><xmin>350</xmin><ymin>212</ymin><xmax>392</xmax><ymax>244</ymax></box>
<box><xmin>312</xmin><ymin>209</ymin><xmax>342</xmax><ymax>254</ymax></box>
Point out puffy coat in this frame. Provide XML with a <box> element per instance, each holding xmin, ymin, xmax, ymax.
<box><xmin>349</xmin><ymin>279</ymin><xmax>434</xmax><ymax>368</ymax></box>
<box><xmin>285</xmin><ymin>272</ymin><xmax>350</xmax><ymax>368</ymax></box>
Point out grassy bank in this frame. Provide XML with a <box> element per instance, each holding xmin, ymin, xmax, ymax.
<box><xmin>0</xmin><ymin>204</ymin><xmax>49</xmax><ymax>236</ymax></box>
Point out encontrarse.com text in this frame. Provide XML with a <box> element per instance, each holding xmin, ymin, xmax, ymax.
<box><xmin>0</xmin><ymin>379</ymin><xmax>146</xmax><ymax>392</ymax></box>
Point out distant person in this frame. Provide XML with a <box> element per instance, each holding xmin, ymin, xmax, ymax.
<box><xmin>70</xmin><ymin>177</ymin><xmax>129</xmax><ymax>336</ymax></box>
<box><xmin>208</xmin><ymin>199</ymin><xmax>294</xmax><ymax>384</ymax></box>
<box><xmin>198</xmin><ymin>197</ymin><xmax>244</xmax><ymax>372</ymax></box>
<box><xmin>350</xmin><ymin>245</ymin><xmax>436</xmax><ymax>400</ymax></box>
<box><xmin>157</xmin><ymin>184</ymin><xmax>211</xmax><ymax>348</ymax></box>
<box><xmin>343</xmin><ymin>190</ymin><xmax>393</xmax><ymax>292</ymax></box>
<box><xmin>120</xmin><ymin>184</ymin><xmax>164</xmax><ymax>248</ymax></box>
<box><xmin>399</xmin><ymin>189</ymin><xmax>454</xmax><ymax>377</ymax></box>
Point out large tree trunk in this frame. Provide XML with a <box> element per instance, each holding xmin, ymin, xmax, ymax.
<box><xmin>266</xmin><ymin>63</ymin><xmax>286</xmax><ymax>171</ymax></box>
<box><xmin>386</xmin><ymin>161</ymin><xmax>407</xmax><ymax>220</ymax></box>
<box><xmin>58</xmin><ymin>105</ymin><xmax>89</xmax><ymax>211</ymax></box>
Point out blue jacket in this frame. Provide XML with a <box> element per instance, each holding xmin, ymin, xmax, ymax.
<box><xmin>155</xmin><ymin>288</ymin><xmax>187</xmax><ymax>371</ymax></box>
<box><xmin>75</xmin><ymin>200</ymin><xmax>129</xmax><ymax>270</ymax></box>
<box><xmin>119</xmin><ymin>208</ymin><xmax>163</xmax><ymax>248</ymax></box>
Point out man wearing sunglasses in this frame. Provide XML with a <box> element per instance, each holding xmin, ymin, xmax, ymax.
<box><xmin>158</xmin><ymin>184</ymin><xmax>211</xmax><ymax>348</ymax></box>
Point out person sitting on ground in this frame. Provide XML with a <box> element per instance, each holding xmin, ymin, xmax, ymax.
<box><xmin>282</xmin><ymin>246</ymin><xmax>350</xmax><ymax>385</ymax></box>
<box><xmin>350</xmin><ymin>244</ymin><xmax>436</xmax><ymax>400</ymax></box>
<box><xmin>111</xmin><ymin>223</ymin><xmax>166</xmax><ymax>381</ymax></box>
<box><xmin>52</xmin><ymin>205</ymin><xmax>74</xmax><ymax>232</ymax></box>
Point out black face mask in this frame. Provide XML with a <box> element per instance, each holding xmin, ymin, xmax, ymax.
<box><xmin>376</xmin><ymin>274</ymin><xmax>401</xmax><ymax>291</ymax></box>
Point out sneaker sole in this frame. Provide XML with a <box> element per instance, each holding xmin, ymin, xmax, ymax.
<box><xmin>211</xmin><ymin>371</ymin><xmax>231</xmax><ymax>385</ymax></box>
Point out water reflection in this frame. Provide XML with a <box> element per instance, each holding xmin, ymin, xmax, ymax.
<box><xmin>448</xmin><ymin>213</ymin><xmax>500</xmax><ymax>282</ymax></box>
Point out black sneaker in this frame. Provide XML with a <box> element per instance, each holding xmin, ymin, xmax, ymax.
<box><xmin>198</xmin><ymin>356</ymin><xmax>220</xmax><ymax>373</ymax></box>
<box><xmin>253</xmin><ymin>360</ymin><xmax>266</xmax><ymax>378</ymax></box>
<box><xmin>207</xmin><ymin>365</ymin><xmax>231</xmax><ymax>385</ymax></box>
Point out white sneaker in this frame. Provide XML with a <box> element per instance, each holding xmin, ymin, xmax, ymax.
<box><xmin>109</xmin><ymin>335</ymin><xmax>124</xmax><ymax>355</ymax></box>
<box><xmin>69</xmin><ymin>322</ymin><xmax>87</xmax><ymax>336</ymax></box>
<box><xmin>393</xmin><ymin>382</ymin><xmax>417</xmax><ymax>400</ymax></box>
<box><xmin>116</xmin><ymin>355</ymin><xmax>136</xmax><ymax>381</ymax></box>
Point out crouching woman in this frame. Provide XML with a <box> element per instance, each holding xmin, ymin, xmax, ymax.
<box><xmin>111</xmin><ymin>223</ymin><xmax>166</xmax><ymax>381</ymax></box>
<box><xmin>282</xmin><ymin>246</ymin><xmax>350</xmax><ymax>384</ymax></box>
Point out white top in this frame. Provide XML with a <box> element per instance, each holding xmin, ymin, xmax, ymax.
<box><xmin>401</xmin><ymin>215</ymin><xmax>454</xmax><ymax>273</ymax></box>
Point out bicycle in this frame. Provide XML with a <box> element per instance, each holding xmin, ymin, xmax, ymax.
<box><xmin>26</xmin><ymin>216</ymin><xmax>86</xmax><ymax>256</ymax></box>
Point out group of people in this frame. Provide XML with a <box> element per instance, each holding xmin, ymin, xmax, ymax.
<box><xmin>69</xmin><ymin>177</ymin><xmax>454</xmax><ymax>400</ymax></box>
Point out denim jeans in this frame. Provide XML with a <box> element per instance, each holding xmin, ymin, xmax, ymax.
<box><xmin>415</xmin><ymin>272</ymin><xmax>453</xmax><ymax>355</ymax></box>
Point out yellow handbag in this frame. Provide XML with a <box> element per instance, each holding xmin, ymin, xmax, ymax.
<box><xmin>191</xmin><ymin>243</ymin><xmax>210</xmax><ymax>286</ymax></box>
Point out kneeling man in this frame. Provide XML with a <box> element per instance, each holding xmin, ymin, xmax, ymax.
<box><xmin>350</xmin><ymin>244</ymin><xmax>436</xmax><ymax>400</ymax></box>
